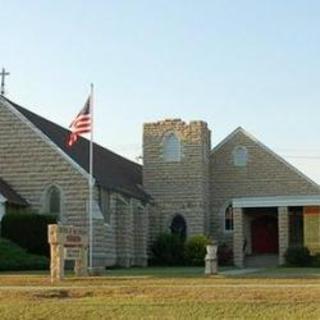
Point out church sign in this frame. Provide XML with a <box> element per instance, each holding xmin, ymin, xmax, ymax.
<box><xmin>48</xmin><ymin>224</ymin><xmax>88</xmax><ymax>282</ymax></box>
<box><xmin>64</xmin><ymin>247</ymin><xmax>82</xmax><ymax>260</ymax></box>
<box><xmin>304</xmin><ymin>206</ymin><xmax>320</xmax><ymax>254</ymax></box>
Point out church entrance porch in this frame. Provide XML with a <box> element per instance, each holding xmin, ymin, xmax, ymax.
<box><xmin>232</xmin><ymin>196</ymin><xmax>320</xmax><ymax>268</ymax></box>
<box><xmin>242</xmin><ymin>208</ymin><xmax>279</xmax><ymax>268</ymax></box>
<box><xmin>233</xmin><ymin>205</ymin><xmax>288</xmax><ymax>268</ymax></box>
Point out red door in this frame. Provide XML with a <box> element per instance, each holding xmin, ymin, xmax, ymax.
<box><xmin>251</xmin><ymin>215</ymin><xmax>279</xmax><ymax>254</ymax></box>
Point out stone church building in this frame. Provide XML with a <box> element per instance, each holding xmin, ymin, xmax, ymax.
<box><xmin>1</xmin><ymin>95</ymin><xmax>320</xmax><ymax>268</ymax></box>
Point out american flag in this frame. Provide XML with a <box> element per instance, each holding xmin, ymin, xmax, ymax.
<box><xmin>68</xmin><ymin>96</ymin><xmax>92</xmax><ymax>147</ymax></box>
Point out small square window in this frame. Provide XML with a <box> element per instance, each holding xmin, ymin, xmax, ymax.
<box><xmin>233</xmin><ymin>146</ymin><xmax>248</xmax><ymax>167</ymax></box>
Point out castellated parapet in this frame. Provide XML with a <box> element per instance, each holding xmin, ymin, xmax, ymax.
<box><xmin>143</xmin><ymin>119</ymin><xmax>211</xmax><ymax>242</ymax></box>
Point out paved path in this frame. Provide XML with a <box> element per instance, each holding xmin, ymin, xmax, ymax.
<box><xmin>220</xmin><ymin>268</ymin><xmax>262</xmax><ymax>275</ymax></box>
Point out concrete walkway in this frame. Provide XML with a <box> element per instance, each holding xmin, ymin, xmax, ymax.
<box><xmin>220</xmin><ymin>268</ymin><xmax>263</xmax><ymax>275</ymax></box>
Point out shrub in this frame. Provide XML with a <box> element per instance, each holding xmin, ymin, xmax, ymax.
<box><xmin>150</xmin><ymin>233</ymin><xmax>185</xmax><ymax>266</ymax></box>
<box><xmin>1</xmin><ymin>211</ymin><xmax>57</xmax><ymax>257</ymax></box>
<box><xmin>284</xmin><ymin>246</ymin><xmax>312</xmax><ymax>267</ymax></box>
<box><xmin>0</xmin><ymin>238</ymin><xmax>49</xmax><ymax>271</ymax></box>
<box><xmin>185</xmin><ymin>235</ymin><xmax>209</xmax><ymax>266</ymax></box>
<box><xmin>311</xmin><ymin>253</ymin><xmax>320</xmax><ymax>267</ymax></box>
<box><xmin>217</xmin><ymin>243</ymin><xmax>233</xmax><ymax>266</ymax></box>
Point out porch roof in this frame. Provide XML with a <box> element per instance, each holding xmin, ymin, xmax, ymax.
<box><xmin>232</xmin><ymin>195</ymin><xmax>320</xmax><ymax>208</ymax></box>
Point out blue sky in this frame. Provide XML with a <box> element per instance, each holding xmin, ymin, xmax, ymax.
<box><xmin>1</xmin><ymin>1</ymin><xmax>320</xmax><ymax>182</ymax></box>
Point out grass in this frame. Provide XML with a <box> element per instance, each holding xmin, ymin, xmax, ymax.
<box><xmin>1</xmin><ymin>267</ymin><xmax>320</xmax><ymax>319</ymax></box>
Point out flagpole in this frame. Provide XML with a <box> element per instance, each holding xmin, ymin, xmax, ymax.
<box><xmin>89</xmin><ymin>83</ymin><xmax>94</xmax><ymax>270</ymax></box>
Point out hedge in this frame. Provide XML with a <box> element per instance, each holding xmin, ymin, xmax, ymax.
<box><xmin>150</xmin><ymin>233</ymin><xmax>186</xmax><ymax>266</ymax></box>
<box><xmin>0</xmin><ymin>237</ymin><xmax>49</xmax><ymax>271</ymax></box>
<box><xmin>284</xmin><ymin>246</ymin><xmax>312</xmax><ymax>267</ymax></box>
<box><xmin>185</xmin><ymin>235</ymin><xmax>209</xmax><ymax>266</ymax></box>
<box><xmin>1</xmin><ymin>212</ymin><xmax>57</xmax><ymax>257</ymax></box>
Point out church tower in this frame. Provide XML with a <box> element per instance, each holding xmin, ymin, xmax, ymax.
<box><xmin>143</xmin><ymin>119</ymin><xmax>211</xmax><ymax>242</ymax></box>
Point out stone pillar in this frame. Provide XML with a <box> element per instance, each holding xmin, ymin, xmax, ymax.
<box><xmin>278</xmin><ymin>206</ymin><xmax>289</xmax><ymax>265</ymax></box>
<box><xmin>205</xmin><ymin>244</ymin><xmax>218</xmax><ymax>275</ymax></box>
<box><xmin>115</xmin><ymin>196</ymin><xmax>133</xmax><ymax>267</ymax></box>
<box><xmin>233</xmin><ymin>208</ymin><xmax>244</xmax><ymax>268</ymax></box>
<box><xmin>48</xmin><ymin>224</ymin><xmax>88</xmax><ymax>282</ymax></box>
<box><xmin>50</xmin><ymin>244</ymin><xmax>64</xmax><ymax>282</ymax></box>
<box><xmin>74</xmin><ymin>248</ymin><xmax>88</xmax><ymax>277</ymax></box>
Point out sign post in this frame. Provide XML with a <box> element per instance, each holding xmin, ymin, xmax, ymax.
<box><xmin>48</xmin><ymin>224</ymin><xmax>88</xmax><ymax>282</ymax></box>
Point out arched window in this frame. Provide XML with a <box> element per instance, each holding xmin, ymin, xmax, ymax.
<box><xmin>163</xmin><ymin>133</ymin><xmax>181</xmax><ymax>162</ymax></box>
<box><xmin>225</xmin><ymin>205</ymin><xmax>234</xmax><ymax>231</ymax></box>
<box><xmin>45</xmin><ymin>185</ymin><xmax>62</xmax><ymax>217</ymax></box>
<box><xmin>99</xmin><ymin>188</ymin><xmax>110</xmax><ymax>224</ymax></box>
<box><xmin>232</xmin><ymin>146</ymin><xmax>248</xmax><ymax>167</ymax></box>
<box><xmin>170</xmin><ymin>214</ymin><xmax>187</xmax><ymax>239</ymax></box>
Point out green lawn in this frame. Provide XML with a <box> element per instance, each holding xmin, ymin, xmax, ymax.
<box><xmin>1</xmin><ymin>267</ymin><xmax>320</xmax><ymax>319</ymax></box>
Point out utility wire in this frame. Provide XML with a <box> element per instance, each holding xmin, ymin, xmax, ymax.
<box><xmin>281</xmin><ymin>155</ymin><xmax>320</xmax><ymax>160</ymax></box>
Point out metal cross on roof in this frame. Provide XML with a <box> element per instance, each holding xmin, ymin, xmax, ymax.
<box><xmin>0</xmin><ymin>67</ymin><xmax>10</xmax><ymax>96</ymax></box>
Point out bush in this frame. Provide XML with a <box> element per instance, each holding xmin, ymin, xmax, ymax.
<box><xmin>218</xmin><ymin>243</ymin><xmax>233</xmax><ymax>266</ymax></box>
<box><xmin>150</xmin><ymin>233</ymin><xmax>185</xmax><ymax>266</ymax></box>
<box><xmin>284</xmin><ymin>246</ymin><xmax>312</xmax><ymax>267</ymax></box>
<box><xmin>1</xmin><ymin>212</ymin><xmax>57</xmax><ymax>257</ymax></box>
<box><xmin>0</xmin><ymin>238</ymin><xmax>49</xmax><ymax>271</ymax></box>
<box><xmin>185</xmin><ymin>235</ymin><xmax>209</xmax><ymax>266</ymax></box>
<box><xmin>311</xmin><ymin>253</ymin><xmax>320</xmax><ymax>267</ymax></box>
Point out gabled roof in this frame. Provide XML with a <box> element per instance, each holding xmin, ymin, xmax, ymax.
<box><xmin>211</xmin><ymin>127</ymin><xmax>320</xmax><ymax>190</ymax></box>
<box><xmin>1</xmin><ymin>97</ymin><xmax>150</xmax><ymax>201</ymax></box>
<box><xmin>0</xmin><ymin>177</ymin><xmax>28</xmax><ymax>206</ymax></box>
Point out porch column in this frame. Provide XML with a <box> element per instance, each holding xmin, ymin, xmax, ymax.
<box><xmin>233</xmin><ymin>207</ymin><xmax>244</xmax><ymax>268</ymax></box>
<box><xmin>278</xmin><ymin>206</ymin><xmax>289</xmax><ymax>265</ymax></box>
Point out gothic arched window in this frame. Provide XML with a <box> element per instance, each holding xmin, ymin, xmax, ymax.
<box><xmin>225</xmin><ymin>205</ymin><xmax>234</xmax><ymax>231</ymax></box>
<box><xmin>163</xmin><ymin>133</ymin><xmax>181</xmax><ymax>162</ymax></box>
<box><xmin>170</xmin><ymin>214</ymin><xmax>187</xmax><ymax>239</ymax></box>
<box><xmin>45</xmin><ymin>185</ymin><xmax>62</xmax><ymax>218</ymax></box>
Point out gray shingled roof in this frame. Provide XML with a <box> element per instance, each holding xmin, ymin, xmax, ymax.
<box><xmin>0</xmin><ymin>177</ymin><xmax>28</xmax><ymax>206</ymax></box>
<box><xmin>2</xmin><ymin>97</ymin><xmax>150</xmax><ymax>201</ymax></box>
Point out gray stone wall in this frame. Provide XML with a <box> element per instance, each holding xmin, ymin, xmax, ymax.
<box><xmin>0</xmin><ymin>100</ymin><xmax>109</xmax><ymax>264</ymax></box>
<box><xmin>114</xmin><ymin>195</ymin><xmax>133</xmax><ymax>267</ymax></box>
<box><xmin>0</xmin><ymin>100</ymin><xmax>149</xmax><ymax>267</ymax></box>
<box><xmin>0</xmin><ymin>101</ymin><xmax>90</xmax><ymax>228</ymax></box>
<box><xmin>133</xmin><ymin>199</ymin><xmax>149</xmax><ymax>266</ymax></box>
<box><xmin>110</xmin><ymin>194</ymin><xmax>148</xmax><ymax>267</ymax></box>
<box><xmin>143</xmin><ymin>119</ymin><xmax>211</xmax><ymax>242</ymax></box>
<box><xmin>210</xmin><ymin>129</ymin><xmax>320</xmax><ymax>246</ymax></box>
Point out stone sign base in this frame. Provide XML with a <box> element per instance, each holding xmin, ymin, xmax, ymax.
<box><xmin>48</xmin><ymin>224</ymin><xmax>88</xmax><ymax>282</ymax></box>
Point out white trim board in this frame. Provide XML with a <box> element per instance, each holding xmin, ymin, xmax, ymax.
<box><xmin>233</xmin><ymin>196</ymin><xmax>320</xmax><ymax>208</ymax></box>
